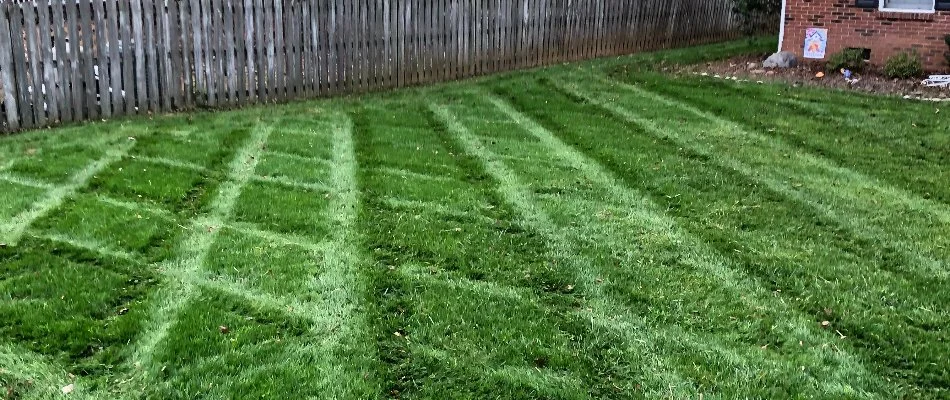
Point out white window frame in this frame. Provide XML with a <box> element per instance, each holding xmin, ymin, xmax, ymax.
<box><xmin>879</xmin><ymin>0</ymin><xmax>936</xmax><ymax>13</ymax></box>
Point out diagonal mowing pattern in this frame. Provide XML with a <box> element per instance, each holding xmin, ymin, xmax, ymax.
<box><xmin>129</xmin><ymin>120</ymin><xmax>272</xmax><ymax>372</ymax></box>
<box><xmin>0</xmin><ymin>136</ymin><xmax>135</xmax><ymax>245</ymax></box>
<box><xmin>427</xmin><ymin>102</ymin><xmax>690</xmax><ymax>395</ymax></box>
<box><xmin>354</xmin><ymin>101</ymin><xmax>616</xmax><ymax>398</ymax></box>
<box><xmin>433</xmin><ymin>91</ymin><xmax>897</xmax><ymax>396</ymax></box>
<box><xmin>613</xmin><ymin>75</ymin><xmax>950</xmax><ymax>280</ymax></box>
<box><xmin>2</xmin><ymin>38</ymin><xmax>948</xmax><ymax>398</ymax></box>
<box><xmin>620</xmin><ymin>72</ymin><xmax>950</xmax><ymax>205</ymax></box>
<box><xmin>491</xmin><ymin>75</ymin><xmax>949</xmax><ymax>395</ymax></box>
<box><xmin>560</xmin><ymin>75</ymin><xmax>950</xmax><ymax>279</ymax></box>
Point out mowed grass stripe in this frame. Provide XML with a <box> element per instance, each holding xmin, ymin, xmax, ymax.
<box><xmin>0</xmin><ymin>137</ymin><xmax>135</xmax><ymax>245</ymax></box>
<box><xmin>494</xmin><ymin>76</ymin><xmax>946</xmax><ymax>395</ymax></box>
<box><xmin>135</xmin><ymin>155</ymin><xmax>211</xmax><ymax>173</ymax></box>
<box><xmin>0</xmin><ymin>173</ymin><xmax>56</xmax><ymax>190</ymax></box>
<box><xmin>438</xmin><ymin>91</ymin><xmax>896</xmax><ymax>396</ymax></box>
<box><xmin>355</xmin><ymin>102</ymin><xmax>614</xmax><ymax>398</ymax></box>
<box><xmin>432</xmin><ymin>101</ymin><xmax>721</xmax><ymax>396</ymax></box>
<box><xmin>130</xmin><ymin>119</ymin><xmax>273</xmax><ymax>372</ymax></box>
<box><xmin>27</xmin><ymin>230</ymin><xmax>140</xmax><ymax>262</ymax></box>
<box><xmin>558</xmin><ymin>76</ymin><xmax>950</xmax><ymax>279</ymax></box>
<box><xmin>623</xmin><ymin>73</ymin><xmax>950</xmax><ymax>212</ymax></box>
<box><xmin>304</xmin><ymin>113</ymin><xmax>382</xmax><ymax>397</ymax></box>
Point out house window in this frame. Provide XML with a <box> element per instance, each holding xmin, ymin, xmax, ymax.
<box><xmin>881</xmin><ymin>0</ymin><xmax>935</xmax><ymax>12</ymax></box>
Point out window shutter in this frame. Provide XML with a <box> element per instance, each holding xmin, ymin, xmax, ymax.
<box><xmin>936</xmin><ymin>0</ymin><xmax>950</xmax><ymax>10</ymax></box>
<box><xmin>854</xmin><ymin>0</ymin><xmax>878</xmax><ymax>7</ymax></box>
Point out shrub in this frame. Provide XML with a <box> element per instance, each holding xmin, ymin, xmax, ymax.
<box><xmin>733</xmin><ymin>0</ymin><xmax>781</xmax><ymax>35</ymax></box>
<box><xmin>825</xmin><ymin>48</ymin><xmax>866</xmax><ymax>73</ymax></box>
<box><xmin>883</xmin><ymin>52</ymin><xmax>924</xmax><ymax>79</ymax></box>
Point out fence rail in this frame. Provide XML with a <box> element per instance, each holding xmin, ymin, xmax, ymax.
<box><xmin>0</xmin><ymin>0</ymin><xmax>767</xmax><ymax>132</ymax></box>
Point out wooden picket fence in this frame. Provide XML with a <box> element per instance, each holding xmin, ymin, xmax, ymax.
<box><xmin>0</xmin><ymin>0</ymin><xmax>768</xmax><ymax>133</ymax></box>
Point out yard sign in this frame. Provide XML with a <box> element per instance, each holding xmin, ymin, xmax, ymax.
<box><xmin>803</xmin><ymin>28</ymin><xmax>828</xmax><ymax>59</ymax></box>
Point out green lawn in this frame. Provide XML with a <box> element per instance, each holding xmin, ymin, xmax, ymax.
<box><xmin>1</xmin><ymin>37</ymin><xmax>949</xmax><ymax>399</ymax></box>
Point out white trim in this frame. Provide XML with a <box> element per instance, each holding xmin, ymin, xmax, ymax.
<box><xmin>778</xmin><ymin>0</ymin><xmax>787</xmax><ymax>52</ymax></box>
<box><xmin>879</xmin><ymin>0</ymin><xmax>936</xmax><ymax>13</ymax></box>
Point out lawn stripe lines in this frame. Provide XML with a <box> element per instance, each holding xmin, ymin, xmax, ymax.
<box><xmin>398</xmin><ymin>263</ymin><xmax>529</xmax><ymax>302</ymax></box>
<box><xmin>560</xmin><ymin>76</ymin><xmax>949</xmax><ymax>279</ymax></box>
<box><xmin>0</xmin><ymin>138</ymin><xmax>136</xmax><ymax>245</ymax></box>
<box><xmin>308</xmin><ymin>113</ymin><xmax>382</xmax><ymax>397</ymax></box>
<box><xmin>412</xmin><ymin>344</ymin><xmax>589</xmax><ymax>398</ymax></box>
<box><xmin>133</xmin><ymin>155</ymin><xmax>211</xmax><ymax>173</ymax></box>
<box><xmin>23</xmin><ymin>224</ymin><xmax>338</xmax><ymax>328</ymax></box>
<box><xmin>250</xmin><ymin>174</ymin><xmax>332</xmax><ymax>192</ymax></box>
<box><xmin>27</xmin><ymin>230</ymin><xmax>140</xmax><ymax>262</ymax></box>
<box><xmin>381</xmin><ymin>198</ymin><xmax>497</xmax><ymax>224</ymax></box>
<box><xmin>441</xmin><ymin>93</ymin><xmax>892</xmax><ymax>396</ymax></box>
<box><xmin>496</xmin><ymin>153</ymin><xmax>565</xmax><ymax>168</ymax></box>
<box><xmin>262</xmin><ymin>149</ymin><xmax>333</xmax><ymax>167</ymax></box>
<box><xmin>129</xmin><ymin>120</ymin><xmax>272</xmax><ymax>373</ymax></box>
<box><xmin>430</xmin><ymin>101</ymin><xmax>692</xmax><ymax>394</ymax></box>
<box><xmin>93</xmin><ymin>194</ymin><xmax>176</xmax><ymax>220</ymax></box>
<box><xmin>0</xmin><ymin>172</ymin><xmax>55</xmax><ymax>190</ymax></box>
<box><xmin>223</xmin><ymin>222</ymin><xmax>330</xmax><ymax>253</ymax></box>
<box><xmin>398</xmin><ymin>259</ymin><xmax>727</xmax><ymax>397</ymax></box>
<box><xmin>189</xmin><ymin>277</ymin><xmax>326</xmax><ymax>323</ymax></box>
<box><xmin>374</xmin><ymin>165</ymin><xmax>460</xmax><ymax>183</ymax></box>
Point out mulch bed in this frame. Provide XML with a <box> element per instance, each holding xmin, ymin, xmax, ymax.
<box><xmin>666</xmin><ymin>54</ymin><xmax>950</xmax><ymax>101</ymax></box>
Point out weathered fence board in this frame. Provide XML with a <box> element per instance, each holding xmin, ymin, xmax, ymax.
<box><xmin>0</xmin><ymin>0</ymin><xmax>775</xmax><ymax>132</ymax></box>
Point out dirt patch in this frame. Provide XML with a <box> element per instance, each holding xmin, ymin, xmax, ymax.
<box><xmin>670</xmin><ymin>54</ymin><xmax>950</xmax><ymax>101</ymax></box>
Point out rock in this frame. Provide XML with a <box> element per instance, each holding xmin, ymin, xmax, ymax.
<box><xmin>763</xmin><ymin>51</ymin><xmax>799</xmax><ymax>69</ymax></box>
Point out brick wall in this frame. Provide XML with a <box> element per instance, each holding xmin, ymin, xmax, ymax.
<box><xmin>781</xmin><ymin>0</ymin><xmax>950</xmax><ymax>71</ymax></box>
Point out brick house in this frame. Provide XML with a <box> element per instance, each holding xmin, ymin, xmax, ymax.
<box><xmin>779</xmin><ymin>0</ymin><xmax>950</xmax><ymax>71</ymax></box>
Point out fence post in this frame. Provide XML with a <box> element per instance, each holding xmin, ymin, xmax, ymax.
<box><xmin>0</xmin><ymin>2</ymin><xmax>19</xmax><ymax>131</ymax></box>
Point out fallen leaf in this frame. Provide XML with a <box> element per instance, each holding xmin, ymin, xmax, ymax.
<box><xmin>25</xmin><ymin>148</ymin><xmax>37</xmax><ymax>155</ymax></box>
<box><xmin>61</xmin><ymin>384</ymin><xmax>74</xmax><ymax>394</ymax></box>
<box><xmin>118</xmin><ymin>307</ymin><xmax>129</xmax><ymax>315</ymax></box>
<box><xmin>219</xmin><ymin>325</ymin><xmax>229</xmax><ymax>334</ymax></box>
<box><xmin>815</xmin><ymin>72</ymin><xmax>825</xmax><ymax>78</ymax></box>
<box><xmin>821</xmin><ymin>321</ymin><xmax>831</xmax><ymax>328</ymax></box>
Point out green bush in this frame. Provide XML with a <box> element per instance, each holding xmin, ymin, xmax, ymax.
<box><xmin>825</xmin><ymin>48</ymin><xmax>866</xmax><ymax>73</ymax></box>
<box><xmin>732</xmin><ymin>0</ymin><xmax>782</xmax><ymax>35</ymax></box>
<box><xmin>883</xmin><ymin>52</ymin><xmax>923</xmax><ymax>79</ymax></box>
